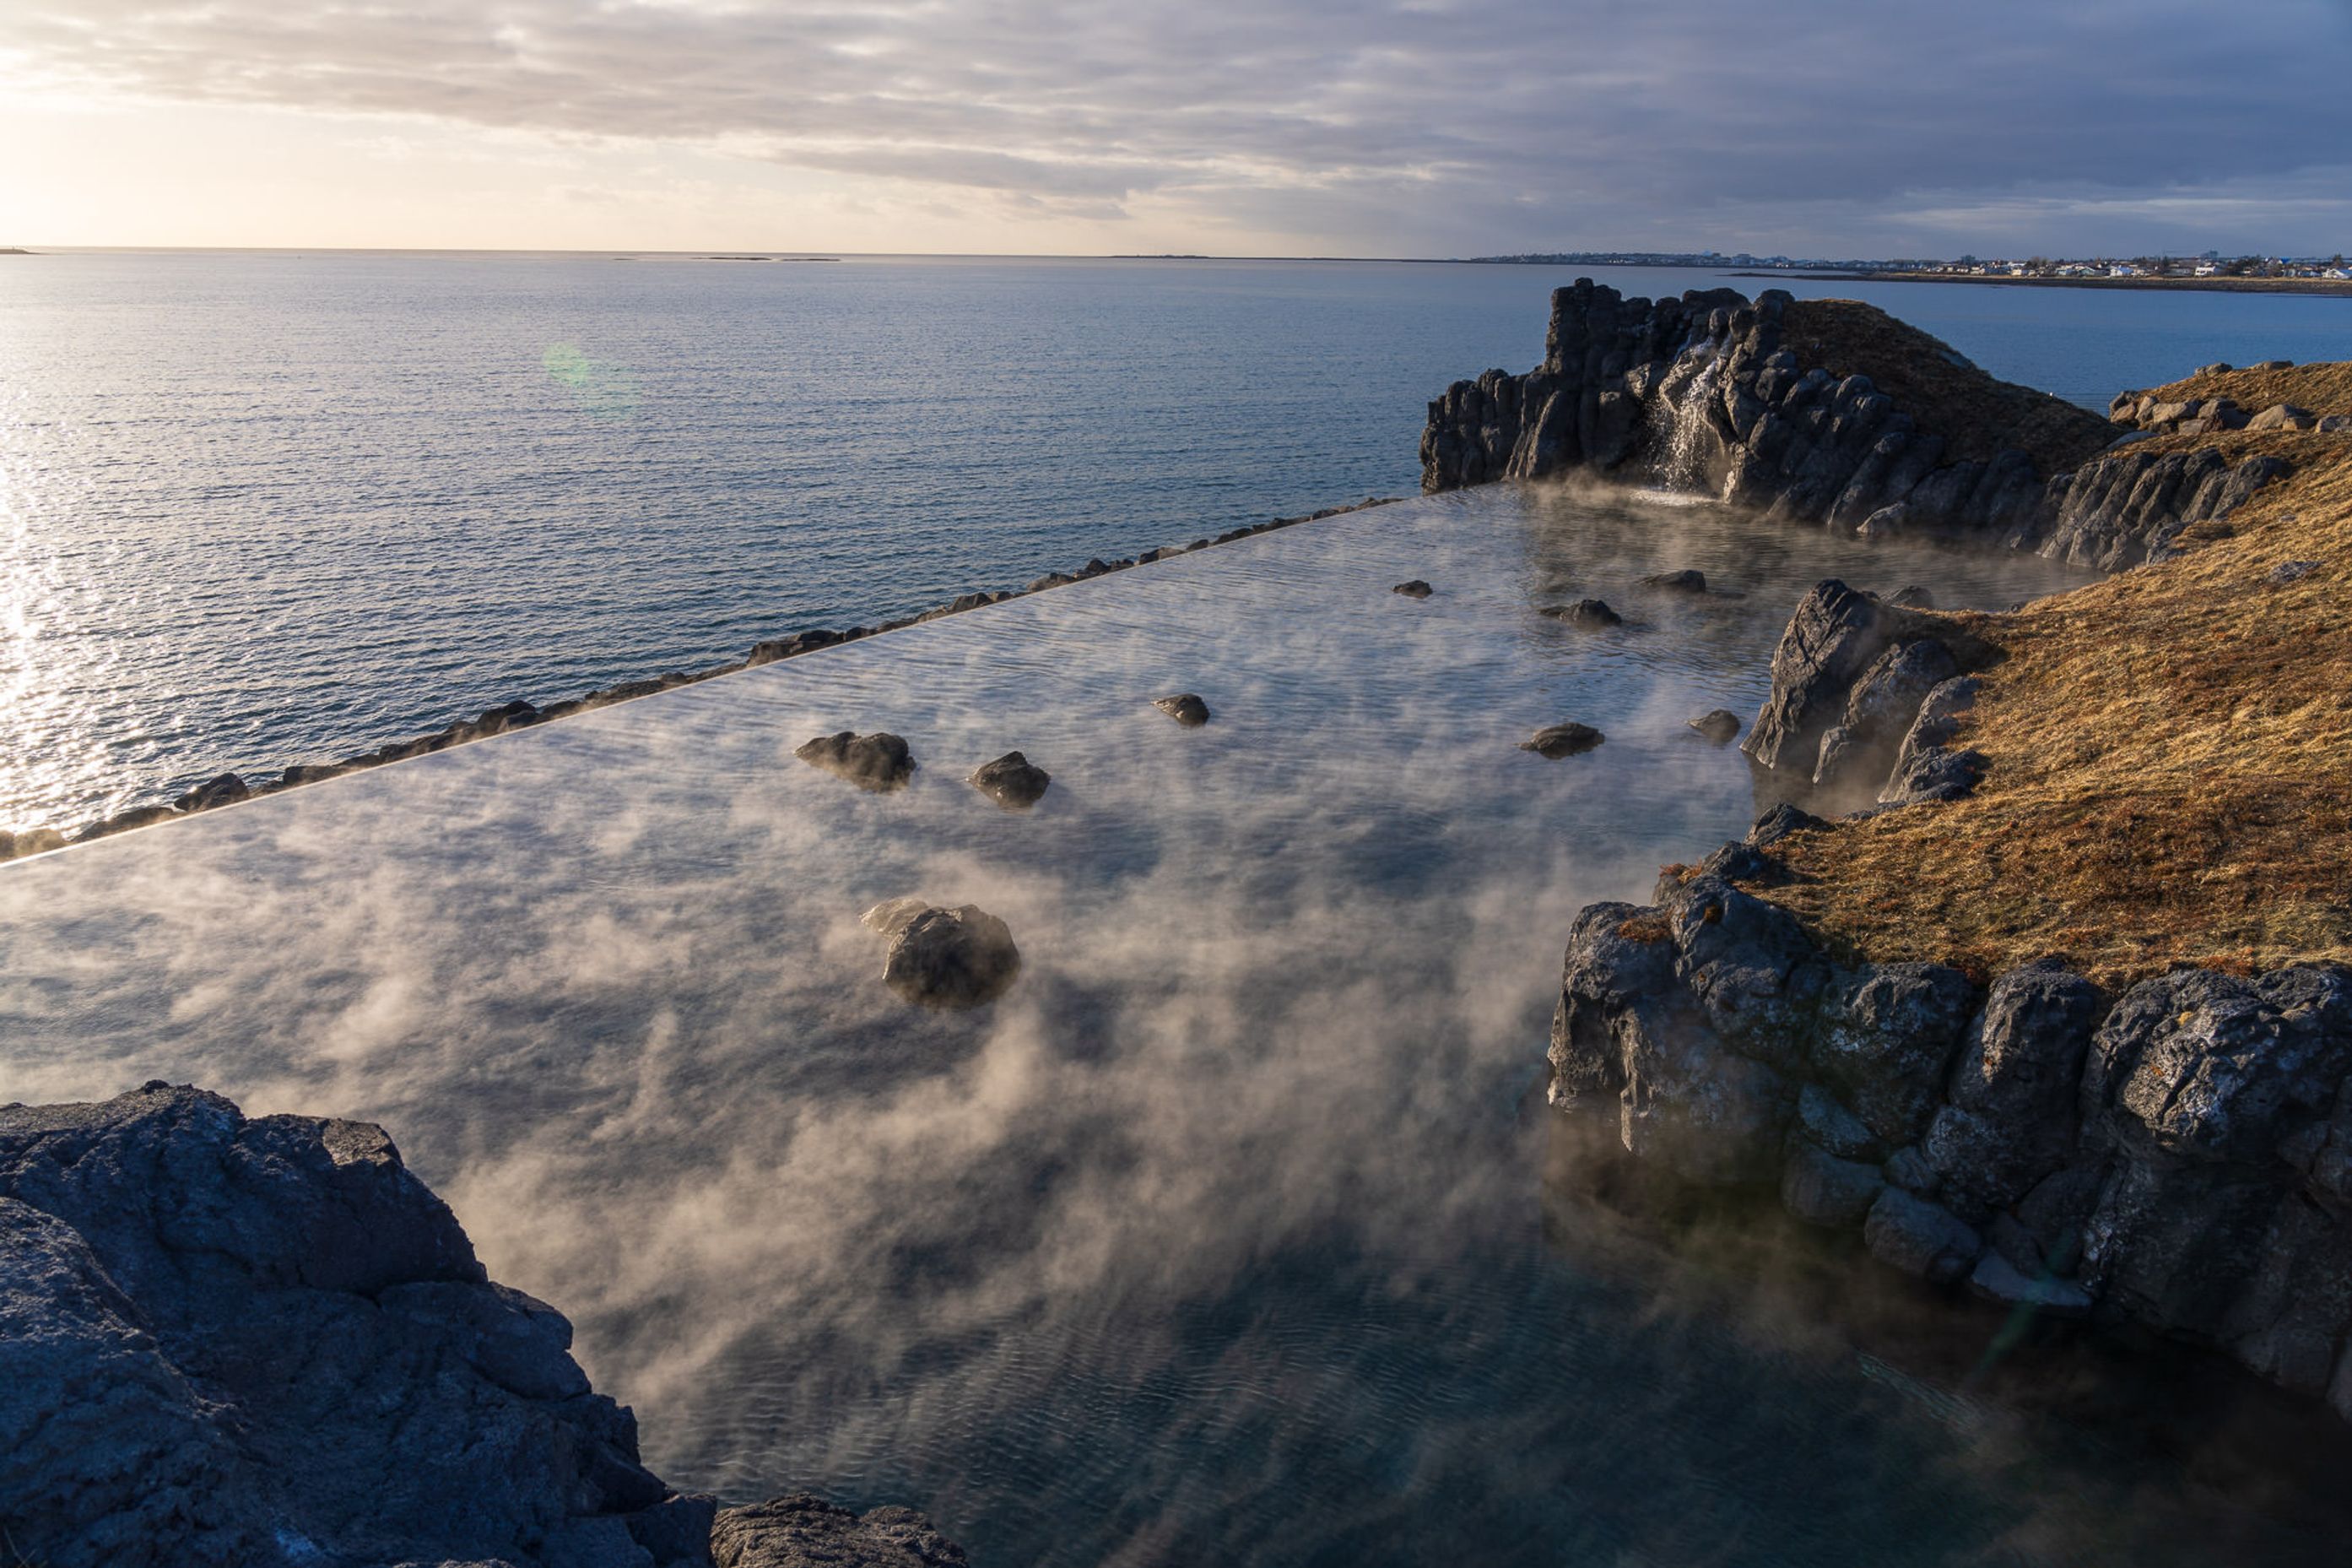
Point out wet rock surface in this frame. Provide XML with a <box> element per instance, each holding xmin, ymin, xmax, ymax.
<box><xmin>1153</xmin><ymin>693</ymin><xmax>1211</xmax><ymax>727</ymax></box>
<box><xmin>1520</xmin><ymin>722</ymin><xmax>1606</xmax><ymax>759</ymax></box>
<box><xmin>966</xmin><ymin>751</ymin><xmax>1051</xmax><ymax>810</ymax></box>
<box><xmin>868</xmin><ymin>902</ymin><xmax>1023</xmax><ymax>1008</ymax></box>
<box><xmin>1391</xmin><ymin>579</ymin><xmax>1434</xmax><ymax>598</ymax></box>
<box><xmin>0</xmin><ymin>1084</ymin><xmax>970</xmax><ymax>1568</ymax></box>
<box><xmin>795</xmin><ymin>732</ymin><xmax>916</xmax><ymax>792</ymax></box>
<box><xmin>1548</xmin><ymin>846</ymin><xmax>2352</xmax><ymax>1423</ymax></box>
<box><xmin>1639</xmin><ymin>569</ymin><xmax>1707</xmax><ymax>592</ymax></box>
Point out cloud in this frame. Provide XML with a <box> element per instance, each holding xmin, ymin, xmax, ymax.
<box><xmin>4</xmin><ymin>2</ymin><xmax>2349</xmax><ymax>252</ymax></box>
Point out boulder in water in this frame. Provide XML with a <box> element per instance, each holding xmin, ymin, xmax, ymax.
<box><xmin>1641</xmin><ymin>570</ymin><xmax>1707</xmax><ymax>592</ymax></box>
<box><xmin>1521</xmin><ymin>722</ymin><xmax>1606</xmax><ymax>759</ymax></box>
<box><xmin>864</xmin><ymin>901</ymin><xmax>1022</xmax><ymax>1008</ymax></box>
<box><xmin>1541</xmin><ymin>598</ymin><xmax>1622</xmax><ymax>628</ymax></box>
<box><xmin>967</xmin><ymin>751</ymin><xmax>1051</xmax><ymax>809</ymax></box>
<box><xmin>1689</xmin><ymin>709</ymin><xmax>1742</xmax><ymax>743</ymax></box>
<box><xmin>1153</xmin><ymin>693</ymin><xmax>1211</xmax><ymax>727</ymax></box>
<box><xmin>1392</xmin><ymin>580</ymin><xmax>1434</xmax><ymax>598</ymax></box>
<box><xmin>795</xmin><ymin>732</ymin><xmax>916</xmax><ymax>792</ymax></box>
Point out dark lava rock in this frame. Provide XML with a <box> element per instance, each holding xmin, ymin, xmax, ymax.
<box><xmin>1153</xmin><ymin>693</ymin><xmax>1211</xmax><ymax>727</ymax></box>
<box><xmin>2269</xmin><ymin>560</ymin><xmax>2321</xmax><ymax>585</ymax></box>
<box><xmin>714</xmin><ymin>1495</ymin><xmax>969</xmax><ymax>1567</ymax></box>
<box><xmin>795</xmin><ymin>731</ymin><xmax>916</xmax><ymax>792</ymax></box>
<box><xmin>1640</xmin><ymin>569</ymin><xmax>1707</xmax><ymax>592</ymax></box>
<box><xmin>0</xmin><ymin>1084</ymin><xmax>703</xmax><ymax>1568</ymax></box>
<box><xmin>864</xmin><ymin>900</ymin><xmax>1022</xmax><ymax>1008</ymax></box>
<box><xmin>1520</xmin><ymin>722</ymin><xmax>1606</xmax><ymax>759</ymax></box>
<box><xmin>1863</xmin><ymin>1186</ymin><xmax>1984</xmax><ymax>1284</ymax></box>
<box><xmin>1747</xmin><ymin>802</ymin><xmax>1826</xmax><ymax>847</ymax></box>
<box><xmin>1689</xmin><ymin>708</ymin><xmax>1742</xmax><ymax>743</ymax></box>
<box><xmin>172</xmin><ymin>772</ymin><xmax>251</xmax><ymax>813</ymax></box>
<box><xmin>1886</xmin><ymin>585</ymin><xmax>1936</xmax><ymax>608</ymax></box>
<box><xmin>1542</xmin><ymin>598</ymin><xmax>1622</xmax><ymax>628</ymax></box>
<box><xmin>747</xmin><ymin>629</ymin><xmax>842</xmax><ymax>667</ymax></box>
<box><xmin>1392</xmin><ymin>579</ymin><xmax>1435</xmax><ymax>598</ymax></box>
<box><xmin>967</xmin><ymin>751</ymin><xmax>1051</xmax><ymax>810</ymax></box>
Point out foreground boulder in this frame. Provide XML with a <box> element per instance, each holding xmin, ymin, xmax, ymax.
<box><xmin>864</xmin><ymin>900</ymin><xmax>1022</xmax><ymax>1008</ymax></box>
<box><xmin>1546</xmin><ymin>831</ymin><xmax>2352</xmax><ymax>1423</ymax></box>
<box><xmin>0</xmin><ymin>1085</ymin><xmax>969</xmax><ymax>1568</ymax></box>
<box><xmin>796</xmin><ymin>732</ymin><xmax>916</xmax><ymax>792</ymax></box>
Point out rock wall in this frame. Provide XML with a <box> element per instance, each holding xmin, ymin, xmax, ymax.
<box><xmin>0</xmin><ymin>1084</ymin><xmax>968</xmax><ymax>1568</ymax></box>
<box><xmin>1421</xmin><ymin>281</ymin><xmax>2287</xmax><ymax>570</ymax></box>
<box><xmin>1548</xmin><ymin>848</ymin><xmax>2352</xmax><ymax>1420</ymax></box>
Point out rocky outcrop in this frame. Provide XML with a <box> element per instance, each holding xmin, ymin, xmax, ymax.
<box><xmin>0</xmin><ymin>1084</ymin><xmax>966</xmax><ymax>1568</ymax></box>
<box><xmin>2040</xmin><ymin>448</ymin><xmax>2292</xmax><ymax>569</ymax></box>
<box><xmin>1546</xmin><ymin>828</ymin><xmax>2352</xmax><ymax>1422</ymax></box>
<box><xmin>711</xmin><ymin>1496</ymin><xmax>969</xmax><ymax>1567</ymax></box>
<box><xmin>1738</xmin><ymin>579</ymin><xmax>1998</xmax><ymax>811</ymax></box>
<box><xmin>1422</xmin><ymin>282</ymin><xmax>2285</xmax><ymax>567</ymax></box>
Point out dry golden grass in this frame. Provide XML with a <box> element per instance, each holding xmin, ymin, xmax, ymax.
<box><xmin>2141</xmin><ymin>360</ymin><xmax>2352</xmax><ymax>419</ymax></box>
<box><xmin>1764</xmin><ymin>400</ymin><xmax>2352</xmax><ymax>988</ymax></box>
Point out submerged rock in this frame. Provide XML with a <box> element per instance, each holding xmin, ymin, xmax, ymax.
<box><xmin>1392</xmin><ymin>579</ymin><xmax>1434</xmax><ymax>598</ymax></box>
<box><xmin>1541</xmin><ymin>598</ymin><xmax>1622</xmax><ymax>628</ymax></box>
<box><xmin>1153</xmin><ymin>693</ymin><xmax>1211</xmax><ymax>727</ymax></box>
<box><xmin>967</xmin><ymin>751</ymin><xmax>1051</xmax><ymax>809</ymax></box>
<box><xmin>1521</xmin><ymin>722</ymin><xmax>1606</xmax><ymax>759</ymax></box>
<box><xmin>868</xmin><ymin>903</ymin><xmax>1023</xmax><ymax>1008</ymax></box>
<box><xmin>1689</xmin><ymin>709</ymin><xmax>1742</xmax><ymax>743</ymax></box>
<box><xmin>795</xmin><ymin>732</ymin><xmax>916</xmax><ymax>792</ymax></box>
<box><xmin>1640</xmin><ymin>569</ymin><xmax>1707</xmax><ymax>592</ymax></box>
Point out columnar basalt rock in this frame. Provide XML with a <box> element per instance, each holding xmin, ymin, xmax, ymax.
<box><xmin>1546</xmin><ymin>822</ymin><xmax>2352</xmax><ymax>1423</ymax></box>
<box><xmin>1422</xmin><ymin>281</ymin><xmax>2284</xmax><ymax>569</ymax></box>
<box><xmin>0</xmin><ymin>1084</ymin><xmax>967</xmax><ymax>1568</ymax></box>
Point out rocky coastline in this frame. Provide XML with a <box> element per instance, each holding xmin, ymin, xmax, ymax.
<box><xmin>0</xmin><ymin>1082</ymin><xmax>970</xmax><ymax>1567</ymax></box>
<box><xmin>1419</xmin><ymin>280</ymin><xmax>2301</xmax><ymax>570</ymax></box>
<box><xmin>0</xmin><ymin>497</ymin><xmax>1397</xmax><ymax>864</ymax></box>
<box><xmin>1415</xmin><ymin>280</ymin><xmax>2352</xmax><ymax>1420</ymax></box>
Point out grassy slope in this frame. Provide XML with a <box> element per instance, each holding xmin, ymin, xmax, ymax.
<box><xmin>1779</xmin><ymin>300</ymin><xmax>2117</xmax><ymax>474</ymax></box>
<box><xmin>1755</xmin><ymin>365</ymin><xmax>2352</xmax><ymax>988</ymax></box>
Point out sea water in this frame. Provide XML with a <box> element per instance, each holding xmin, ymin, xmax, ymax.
<box><xmin>3</xmin><ymin>251</ymin><xmax>2349</xmax><ymax>828</ymax></box>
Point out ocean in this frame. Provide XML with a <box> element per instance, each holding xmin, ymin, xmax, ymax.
<box><xmin>3</xmin><ymin>250</ymin><xmax>2348</xmax><ymax>830</ymax></box>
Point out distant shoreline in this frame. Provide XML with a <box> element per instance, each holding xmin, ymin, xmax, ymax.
<box><xmin>1727</xmin><ymin>269</ymin><xmax>2352</xmax><ymax>299</ymax></box>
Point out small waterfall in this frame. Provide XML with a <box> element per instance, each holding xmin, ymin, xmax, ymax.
<box><xmin>1646</xmin><ymin>338</ymin><xmax>1723</xmax><ymax>495</ymax></box>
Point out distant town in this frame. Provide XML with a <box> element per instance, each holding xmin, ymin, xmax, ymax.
<box><xmin>1465</xmin><ymin>249</ymin><xmax>2352</xmax><ymax>282</ymax></box>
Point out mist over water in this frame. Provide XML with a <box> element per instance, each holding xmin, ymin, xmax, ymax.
<box><xmin>6</xmin><ymin>251</ymin><xmax>2352</xmax><ymax>830</ymax></box>
<box><xmin>13</xmin><ymin>489</ymin><xmax>2341</xmax><ymax>1564</ymax></box>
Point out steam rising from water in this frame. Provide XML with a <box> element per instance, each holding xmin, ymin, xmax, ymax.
<box><xmin>12</xmin><ymin>491</ymin><xmax>2330</xmax><ymax>1564</ymax></box>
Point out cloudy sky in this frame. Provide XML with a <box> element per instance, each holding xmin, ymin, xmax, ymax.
<box><xmin>3</xmin><ymin>0</ymin><xmax>2349</xmax><ymax>256</ymax></box>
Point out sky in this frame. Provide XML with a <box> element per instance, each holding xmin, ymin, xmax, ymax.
<box><xmin>3</xmin><ymin>0</ymin><xmax>2349</xmax><ymax>257</ymax></box>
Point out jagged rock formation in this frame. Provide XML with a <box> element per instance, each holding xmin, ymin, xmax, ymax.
<box><xmin>1738</xmin><ymin>579</ymin><xmax>1998</xmax><ymax>813</ymax></box>
<box><xmin>0</xmin><ymin>1084</ymin><xmax>966</xmax><ymax>1568</ymax></box>
<box><xmin>1549</xmin><ymin>842</ymin><xmax>2352</xmax><ymax>1420</ymax></box>
<box><xmin>1420</xmin><ymin>281</ymin><xmax>2286</xmax><ymax>570</ymax></box>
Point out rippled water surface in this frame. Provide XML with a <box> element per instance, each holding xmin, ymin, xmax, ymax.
<box><xmin>5</xmin><ymin>251</ymin><xmax>2350</xmax><ymax>829</ymax></box>
<box><xmin>11</xmin><ymin>489</ymin><xmax>2348</xmax><ymax>1565</ymax></box>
